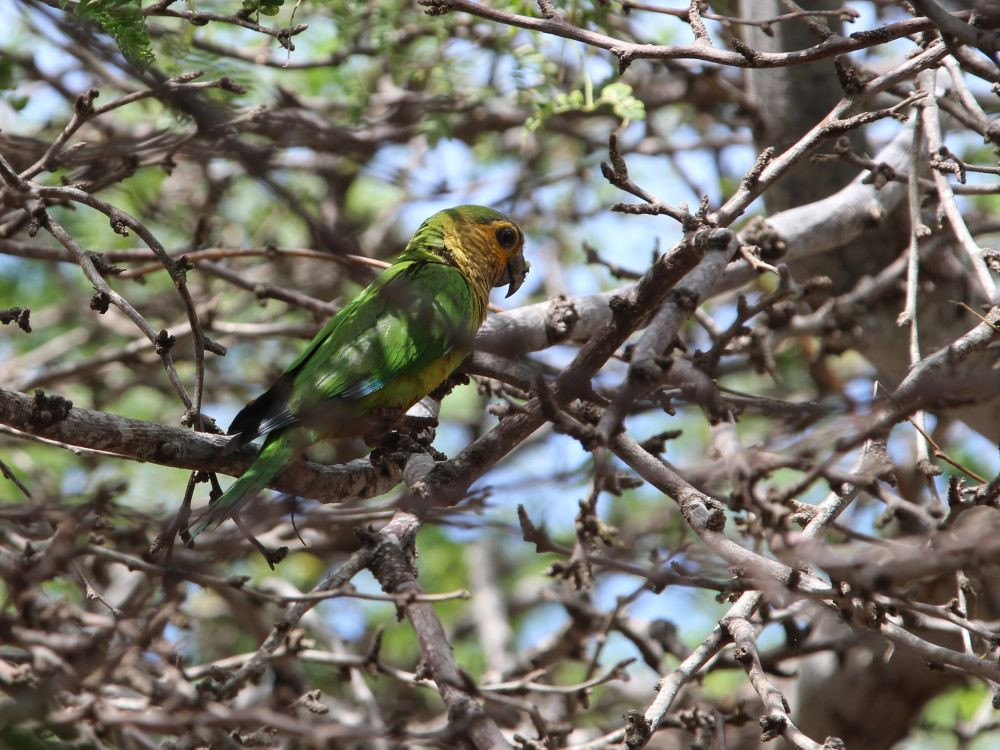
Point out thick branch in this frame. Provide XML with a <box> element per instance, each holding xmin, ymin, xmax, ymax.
<box><xmin>0</xmin><ymin>388</ymin><xmax>402</xmax><ymax>502</ymax></box>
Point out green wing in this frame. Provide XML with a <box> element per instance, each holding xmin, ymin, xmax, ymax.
<box><xmin>227</xmin><ymin>260</ymin><xmax>476</xmax><ymax>443</ymax></box>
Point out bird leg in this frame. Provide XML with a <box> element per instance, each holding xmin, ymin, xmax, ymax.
<box><xmin>398</xmin><ymin>414</ymin><xmax>439</xmax><ymax>433</ymax></box>
<box><xmin>363</xmin><ymin>406</ymin><xmax>406</xmax><ymax>444</ymax></box>
<box><xmin>361</xmin><ymin>408</ymin><xmax>438</xmax><ymax>445</ymax></box>
<box><xmin>367</xmin><ymin>426</ymin><xmax>447</xmax><ymax>473</ymax></box>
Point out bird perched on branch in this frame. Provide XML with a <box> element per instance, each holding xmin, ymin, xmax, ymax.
<box><xmin>190</xmin><ymin>205</ymin><xmax>528</xmax><ymax>540</ymax></box>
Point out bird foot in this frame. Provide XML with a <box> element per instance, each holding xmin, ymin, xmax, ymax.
<box><xmin>368</xmin><ymin>430</ymin><xmax>446</xmax><ymax>471</ymax></box>
<box><xmin>363</xmin><ymin>411</ymin><xmax>438</xmax><ymax>446</ymax></box>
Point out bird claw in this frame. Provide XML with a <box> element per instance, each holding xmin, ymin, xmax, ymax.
<box><xmin>399</xmin><ymin>414</ymin><xmax>439</xmax><ymax>433</ymax></box>
<box><xmin>363</xmin><ymin>411</ymin><xmax>438</xmax><ymax>446</ymax></box>
<box><xmin>367</xmin><ymin>429</ymin><xmax>445</xmax><ymax>471</ymax></box>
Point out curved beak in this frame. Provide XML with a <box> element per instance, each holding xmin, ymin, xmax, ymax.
<box><xmin>496</xmin><ymin>251</ymin><xmax>529</xmax><ymax>298</ymax></box>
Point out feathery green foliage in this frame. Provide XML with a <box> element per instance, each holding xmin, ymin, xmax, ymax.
<box><xmin>63</xmin><ymin>0</ymin><xmax>154</xmax><ymax>71</ymax></box>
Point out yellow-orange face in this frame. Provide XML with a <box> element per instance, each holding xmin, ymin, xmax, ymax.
<box><xmin>430</xmin><ymin>206</ymin><xmax>529</xmax><ymax>301</ymax></box>
<box><xmin>471</xmin><ymin>216</ymin><xmax>528</xmax><ymax>298</ymax></box>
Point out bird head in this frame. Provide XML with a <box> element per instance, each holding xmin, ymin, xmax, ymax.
<box><xmin>408</xmin><ymin>205</ymin><xmax>530</xmax><ymax>300</ymax></box>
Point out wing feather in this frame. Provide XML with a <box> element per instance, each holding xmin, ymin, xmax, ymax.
<box><xmin>227</xmin><ymin>261</ymin><xmax>474</xmax><ymax>443</ymax></box>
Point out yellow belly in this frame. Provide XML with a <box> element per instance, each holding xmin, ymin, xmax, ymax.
<box><xmin>363</xmin><ymin>349</ymin><xmax>467</xmax><ymax>412</ymax></box>
<box><xmin>317</xmin><ymin>349</ymin><xmax>468</xmax><ymax>438</ymax></box>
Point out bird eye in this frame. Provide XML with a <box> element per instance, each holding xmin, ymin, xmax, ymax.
<box><xmin>495</xmin><ymin>226</ymin><xmax>518</xmax><ymax>250</ymax></box>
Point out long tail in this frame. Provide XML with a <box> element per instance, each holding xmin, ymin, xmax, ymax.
<box><xmin>189</xmin><ymin>433</ymin><xmax>295</xmax><ymax>540</ymax></box>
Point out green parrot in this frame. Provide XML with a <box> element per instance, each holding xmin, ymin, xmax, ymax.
<box><xmin>190</xmin><ymin>205</ymin><xmax>528</xmax><ymax>539</ymax></box>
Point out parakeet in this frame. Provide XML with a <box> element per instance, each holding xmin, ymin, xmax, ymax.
<box><xmin>190</xmin><ymin>205</ymin><xmax>528</xmax><ymax>539</ymax></box>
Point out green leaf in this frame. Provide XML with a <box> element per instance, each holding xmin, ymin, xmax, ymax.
<box><xmin>599</xmin><ymin>82</ymin><xmax>645</xmax><ymax>122</ymax></box>
<box><xmin>0</xmin><ymin>58</ymin><xmax>14</xmax><ymax>90</ymax></box>
<box><xmin>69</xmin><ymin>0</ymin><xmax>155</xmax><ymax>71</ymax></box>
